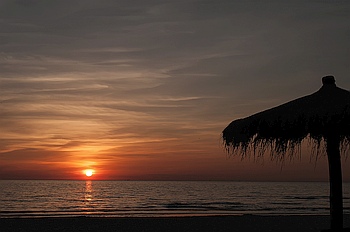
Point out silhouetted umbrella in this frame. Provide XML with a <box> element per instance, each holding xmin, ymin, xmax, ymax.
<box><xmin>222</xmin><ymin>76</ymin><xmax>350</xmax><ymax>231</ymax></box>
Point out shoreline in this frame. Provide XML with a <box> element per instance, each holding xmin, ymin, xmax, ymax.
<box><xmin>1</xmin><ymin>214</ymin><xmax>350</xmax><ymax>232</ymax></box>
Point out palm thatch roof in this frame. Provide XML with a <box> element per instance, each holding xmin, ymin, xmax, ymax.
<box><xmin>222</xmin><ymin>76</ymin><xmax>350</xmax><ymax>158</ymax></box>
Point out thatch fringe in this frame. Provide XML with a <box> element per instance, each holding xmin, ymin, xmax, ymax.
<box><xmin>223</xmin><ymin>127</ymin><xmax>350</xmax><ymax>162</ymax></box>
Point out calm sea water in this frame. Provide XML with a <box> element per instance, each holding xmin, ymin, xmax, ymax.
<box><xmin>0</xmin><ymin>181</ymin><xmax>349</xmax><ymax>218</ymax></box>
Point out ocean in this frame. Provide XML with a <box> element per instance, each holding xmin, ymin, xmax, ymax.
<box><xmin>0</xmin><ymin>181</ymin><xmax>349</xmax><ymax>218</ymax></box>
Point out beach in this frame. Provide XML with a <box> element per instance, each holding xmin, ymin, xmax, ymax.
<box><xmin>1</xmin><ymin>215</ymin><xmax>350</xmax><ymax>232</ymax></box>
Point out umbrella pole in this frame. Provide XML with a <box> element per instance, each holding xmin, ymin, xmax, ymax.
<box><xmin>326</xmin><ymin>135</ymin><xmax>343</xmax><ymax>231</ymax></box>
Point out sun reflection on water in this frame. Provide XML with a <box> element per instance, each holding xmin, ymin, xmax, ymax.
<box><xmin>84</xmin><ymin>180</ymin><xmax>93</xmax><ymax>202</ymax></box>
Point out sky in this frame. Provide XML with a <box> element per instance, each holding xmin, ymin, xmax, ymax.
<box><xmin>0</xmin><ymin>0</ymin><xmax>350</xmax><ymax>181</ymax></box>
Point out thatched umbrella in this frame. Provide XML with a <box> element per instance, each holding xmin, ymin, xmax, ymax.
<box><xmin>222</xmin><ymin>76</ymin><xmax>350</xmax><ymax>231</ymax></box>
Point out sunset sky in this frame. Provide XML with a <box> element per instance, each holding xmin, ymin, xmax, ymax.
<box><xmin>1</xmin><ymin>0</ymin><xmax>350</xmax><ymax>181</ymax></box>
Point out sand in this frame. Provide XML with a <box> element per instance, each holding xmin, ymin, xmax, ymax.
<box><xmin>1</xmin><ymin>215</ymin><xmax>350</xmax><ymax>232</ymax></box>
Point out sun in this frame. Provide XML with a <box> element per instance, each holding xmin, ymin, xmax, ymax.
<box><xmin>84</xmin><ymin>169</ymin><xmax>94</xmax><ymax>177</ymax></box>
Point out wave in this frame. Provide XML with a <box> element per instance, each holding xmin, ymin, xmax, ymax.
<box><xmin>165</xmin><ymin>201</ymin><xmax>245</xmax><ymax>210</ymax></box>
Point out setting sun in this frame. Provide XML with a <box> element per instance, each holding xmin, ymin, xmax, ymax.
<box><xmin>84</xmin><ymin>169</ymin><xmax>94</xmax><ymax>177</ymax></box>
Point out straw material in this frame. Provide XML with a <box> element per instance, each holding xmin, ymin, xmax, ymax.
<box><xmin>222</xmin><ymin>77</ymin><xmax>350</xmax><ymax>159</ymax></box>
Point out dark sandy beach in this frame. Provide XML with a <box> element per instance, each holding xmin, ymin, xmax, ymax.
<box><xmin>1</xmin><ymin>215</ymin><xmax>350</xmax><ymax>232</ymax></box>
